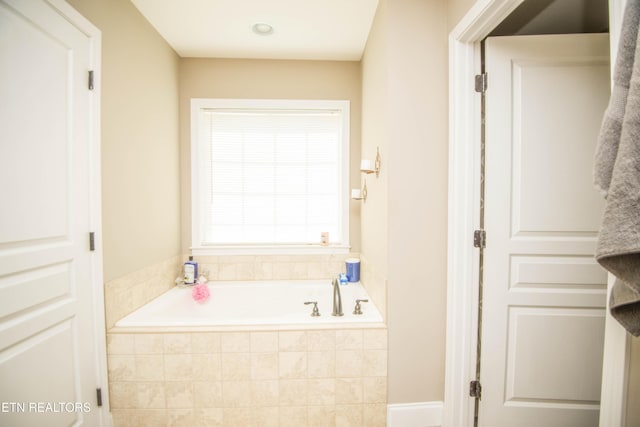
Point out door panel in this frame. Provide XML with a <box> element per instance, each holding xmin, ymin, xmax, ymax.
<box><xmin>506</xmin><ymin>307</ymin><xmax>605</xmax><ymax>402</ymax></box>
<box><xmin>0</xmin><ymin>0</ymin><xmax>102</xmax><ymax>425</ymax></box>
<box><xmin>481</xmin><ymin>33</ymin><xmax>610</xmax><ymax>427</ymax></box>
<box><xmin>513</xmin><ymin>58</ymin><xmax>609</xmax><ymax>235</ymax></box>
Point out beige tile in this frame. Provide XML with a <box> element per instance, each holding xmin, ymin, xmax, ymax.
<box><xmin>363</xmin><ymin>404</ymin><xmax>386</xmax><ymax>427</ymax></box>
<box><xmin>135</xmin><ymin>409</ymin><xmax>168</xmax><ymax>426</ymax></box>
<box><xmin>336</xmin><ymin>404</ymin><xmax>363</xmax><ymax>427</ymax></box>
<box><xmin>279</xmin><ymin>405</ymin><xmax>308</xmax><ymax>427</ymax></box>
<box><xmin>164</xmin><ymin>333</ymin><xmax>192</xmax><ymax>353</ymax></box>
<box><xmin>251</xmin><ymin>380</ymin><xmax>279</xmax><ymax>407</ymax></box>
<box><xmin>135</xmin><ymin>355</ymin><xmax>164</xmax><ymax>381</ymax></box>
<box><xmin>192</xmin><ymin>353</ymin><xmax>222</xmax><ymax>381</ymax></box>
<box><xmin>279</xmin><ymin>352</ymin><xmax>307</xmax><ymax>379</ymax></box>
<box><xmin>222</xmin><ymin>407</ymin><xmax>253</xmax><ymax>427</ymax></box>
<box><xmin>279</xmin><ymin>331</ymin><xmax>307</xmax><ymax>351</ymax></box>
<box><xmin>254</xmin><ymin>262</ymin><xmax>274</xmax><ymax>280</ymax></box>
<box><xmin>222</xmin><ymin>381</ymin><xmax>252</xmax><ymax>407</ymax></box>
<box><xmin>336</xmin><ymin>330</ymin><xmax>363</xmax><ymax>350</ymax></box>
<box><xmin>253</xmin><ymin>406</ymin><xmax>279</xmax><ymax>427</ymax></box>
<box><xmin>308</xmin><ymin>405</ymin><xmax>337</xmax><ymax>427</ymax></box>
<box><xmin>251</xmin><ymin>352</ymin><xmax>279</xmax><ymax>380</ymax></box>
<box><xmin>136</xmin><ymin>382</ymin><xmax>165</xmax><ymax>409</ymax></box>
<box><xmin>193</xmin><ymin>408</ymin><xmax>223</xmax><ymax>427</ymax></box>
<box><xmin>363</xmin><ymin>330</ymin><xmax>387</xmax><ymax>350</ymax></box>
<box><xmin>306</xmin><ymin>261</ymin><xmax>325</xmax><ymax>280</ymax></box>
<box><xmin>308</xmin><ymin>351</ymin><xmax>335</xmax><ymax>378</ymax></box>
<box><xmin>279</xmin><ymin>379</ymin><xmax>308</xmax><ymax>406</ymax></box>
<box><xmin>193</xmin><ymin>381</ymin><xmax>223</xmax><ymax>408</ymax></box>
<box><xmin>192</xmin><ymin>332</ymin><xmax>221</xmax><ymax>353</ymax></box>
<box><xmin>165</xmin><ymin>354</ymin><xmax>194</xmax><ymax>381</ymax></box>
<box><xmin>165</xmin><ymin>382</ymin><xmax>194</xmax><ymax>409</ymax></box>
<box><xmin>221</xmin><ymin>353</ymin><xmax>251</xmax><ymax>380</ymax></box>
<box><xmin>363</xmin><ymin>350</ymin><xmax>387</xmax><ymax>377</ymax></box>
<box><xmin>109</xmin><ymin>382</ymin><xmax>137</xmax><ymax>409</ymax></box>
<box><xmin>251</xmin><ymin>332</ymin><xmax>278</xmax><ymax>352</ymax></box>
<box><xmin>110</xmin><ymin>409</ymin><xmax>137</xmax><ymax>427</ymax></box>
<box><xmin>135</xmin><ymin>334</ymin><xmax>164</xmax><ymax>354</ymax></box>
<box><xmin>168</xmin><ymin>408</ymin><xmax>195</xmax><ymax>427</ymax></box>
<box><xmin>218</xmin><ymin>263</ymin><xmax>240</xmax><ymax>281</ymax></box>
<box><xmin>221</xmin><ymin>332</ymin><xmax>251</xmax><ymax>353</ymax></box>
<box><xmin>307</xmin><ymin>331</ymin><xmax>336</xmax><ymax>351</ymax></box>
<box><xmin>237</xmin><ymin>262</ymin><xmax>257</xmax><ymax>280</ymax></box>
<box><xmin>335</xmin><ymin>350</ymin><xmax>363</xmax><ymax>378</ymax></box>
<box><xmin>104</xmin><ymin>295</ymin><xmax>119</xmax><ymax>329</ymax></box>
<box><xmin>335</xmin><ymin>378</ymin><xmax>363</xmax><ymax>404</ymax></box>
<box><xmin>308</xmin><ymin>379</ymin><xmax>335</xmax><ymax>406</ymax></box>
<box><xmin>272</xmin><ymin>262</ymin><xmax>301</xmax><ymax>280</ymax></box>
<box><xmin>363</xmin><ymin>377</ymin><xmax>387</xmax><ymax>404</ymax></box>
<box><xmin>108</xmin><ymin>355</ymin><xmax>135</xmax><ymax>381</ymax></box>
<box><xmin>107</xmin><ymin>334</ymin><xmax>135</xmax><ymax>355</ymax></box>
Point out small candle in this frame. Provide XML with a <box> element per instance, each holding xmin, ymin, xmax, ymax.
<box><xmin>351</xmin><ymin>189</ymin><xmax>362</xmax><ymax>199</ymax></box>
<box><xmin>360</xmin><ymin>159</ymin><xmax>373</xmax><ymax>172</ymax></box>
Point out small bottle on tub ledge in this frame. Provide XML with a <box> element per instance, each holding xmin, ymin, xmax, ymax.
<box><xmin>183</xmin><ymin>256</ymin><xmax>198</xmax><ymax>285</ymax></box>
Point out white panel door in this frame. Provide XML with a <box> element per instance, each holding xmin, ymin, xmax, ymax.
<box><xmin>0</xmin><ymin>0</ymin><xmax>104</xmax><ymax>425</ymax></box>
<box><xmin>481</xmin><ymin>33</ymin><xmax>610</xmax><ymax>427</ymax></box>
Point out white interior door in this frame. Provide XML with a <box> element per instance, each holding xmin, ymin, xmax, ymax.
<box><xmin>481</xmin><ymin>33</ymin><xmax>611</xmax><ymax>427</ymax></box>
<box><xmin>0</xmin><ymin>0</ymin><xmax>105</xmax><ymax>425</ymax></box>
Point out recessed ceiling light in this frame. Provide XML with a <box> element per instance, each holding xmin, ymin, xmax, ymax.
<box><xmin>252</xmin><ymin>23</ymin><xmax>274</xmax><ymax>36</ymax></box>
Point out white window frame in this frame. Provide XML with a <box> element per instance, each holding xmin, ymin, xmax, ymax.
<box><xmin>190</xmin><ymin>98</ymin><xmax>350</xmax><ymax>255</ymax></box>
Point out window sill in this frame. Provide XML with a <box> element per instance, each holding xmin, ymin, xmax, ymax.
<box><xmin>190</xmin><ymin>244</ymin><xmax>351</xmax><ymax>256</ymax></box>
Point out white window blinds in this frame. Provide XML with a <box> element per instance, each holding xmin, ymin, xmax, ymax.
<box><xmin>192</xmin><ymin>99</ymin><xmax>349</xmax><ymax>251</ymax></box>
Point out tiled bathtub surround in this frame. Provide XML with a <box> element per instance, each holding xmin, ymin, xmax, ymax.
<box><xmin>107</xmin><ymin>328</ymin><xmax>387</xmax><ymax>427</ymax></box>
<box><xmin>105</xmin><ymin>254</ymin><xmax>366</xmax><ymax>329</ymax></box>
<box><xmin>192</xmin><ymin>254</ymin><xmax>360</xmax><ymax>283</ymax></box>
<box><xmin>358</xmin><ymin>255</ymin><xmax>386</xmax><ymax>318</ymax></box>
<box><xmin>105</xmin><ymin>255</ymin><xmax>183</xmax><ymax>328</ymax></box>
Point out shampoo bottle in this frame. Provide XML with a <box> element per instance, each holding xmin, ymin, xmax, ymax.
<box><xmin>184</xmin><ymin>256</ymin><xmax>198</xmax><ymax>285</ymax></box>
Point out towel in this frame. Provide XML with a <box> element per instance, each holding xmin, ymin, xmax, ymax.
<box><xmin>594</xmin><ymin>0</ymin><xmax>640</xmax><ymax>336</ymax></box>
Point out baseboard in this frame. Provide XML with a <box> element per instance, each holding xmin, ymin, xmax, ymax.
<box><xmin>387</xmin><ymin>401</ymin><xmax>444</xmax><ymax>427</ymax></box>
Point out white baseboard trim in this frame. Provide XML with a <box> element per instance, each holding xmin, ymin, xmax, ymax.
<box><xmin>387</xmin><ymin>401</ymin><xmax>444</xmax><ymax>427</ymax></box>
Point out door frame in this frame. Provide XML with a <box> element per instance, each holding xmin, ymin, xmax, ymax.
<box><xmin>44</xmin><ymin>0</ymin><xmax>110</xmax><ymax>424</ymax></box>
<box><xmin>443</xmin><ymin>1</ymin><xmax>629</xmax><ymax>426</ymax></box>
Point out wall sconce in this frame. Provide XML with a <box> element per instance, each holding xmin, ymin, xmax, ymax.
<box><xmin>360</xmin><ymin>146</ymin><xmax>381</xmax><ymax>177</ymax></box>
<box><xmin>351</xmin><ymin>179</ymin><xmax>368</xmax><ymax>202</ymax></box>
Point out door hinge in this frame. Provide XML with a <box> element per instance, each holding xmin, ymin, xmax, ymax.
<box><xmin>473</xmin><ymin>229</ymin><xmax>486</xmax><ymax>248</ymax></box>
<box><xmin>470</xmin><ymin>380</ymin><xmax>482</xmax><ymax>399</ymax></box>
<box><xmin>475</xmin><ymin>73</ymin><xmax>487</xmax><ymax>93</ymax></box>
<box><xmin>89</xmin><ymin>232</ymin><xmax>96</xmax><ymax>251</ymax></box>
<box><xmin>96</xmin><ymin>388</ymin><xmax>103</xmax><ymax>407</ymax></box>
<box><xmin>88</xmin><ymin>70</ymin><xmax>94</xmax><ymax>91</ymax></box>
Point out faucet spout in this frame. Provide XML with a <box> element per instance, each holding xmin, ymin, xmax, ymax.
<box><xmin>332</xmin><ymin>279</ymin><xmax>343</xmax><ymax>316</ymax></box>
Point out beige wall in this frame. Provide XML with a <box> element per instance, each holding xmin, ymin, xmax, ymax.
<box><xmin>361</xmin><ymin>0</ymin><xmax>448</xmax><ymax>404</ymax></box>
<box><xmin>360</xmin><ymin>0</ymin><xmax>389</xmax><ymax>320</ymax></box>
<box><xmin>386</xmin><ymin>0</ymin><xmax>449</xmax><ymax>404</ymax></box>
<box><xmin>68</xmin><ymin>0</ymin><xmax>181</xmax><ymax>282</ymax></box>
<box><xmin>178</xmin><ymin>59</ymin><xmax>362</xmax><ymax>254</ymax></box>
<box><xmin>447</xmin><ymin>0</ymin><xmax>477</xmax><ymax>31</ymax></box>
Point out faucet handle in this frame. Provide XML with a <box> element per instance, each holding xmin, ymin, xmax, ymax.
<box><xmin>304</xmin><ymin>301</ymin><xmax>321</xmax><ymax>317</ymax></box>
<box><xmin>353</xmin><ymin>299</ymin><xmax>369</xmax><ymax>315</ymax></box>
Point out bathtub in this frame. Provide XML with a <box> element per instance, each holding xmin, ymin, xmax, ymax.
<box><xmin>113</xmin><ymin>280</ymin><xmax>384</xmax><ymax>331</ymax></box>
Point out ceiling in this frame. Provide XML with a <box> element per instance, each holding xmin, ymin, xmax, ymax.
<box><xmin>130</xmin><ymin>0</ymin><xmax>380</xmax><ymax>61</ymax></box>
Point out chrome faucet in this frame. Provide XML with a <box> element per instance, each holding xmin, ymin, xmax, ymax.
<box><xmin>332</xmin><ymin>279</ymin><xmax>343</xmax><ymax>316</ymax></box>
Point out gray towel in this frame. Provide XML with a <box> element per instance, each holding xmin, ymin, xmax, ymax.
<box><xmin>594</xmin><ymin>0</ymin><xmax>640</xmax><ymax>337</ymax></box>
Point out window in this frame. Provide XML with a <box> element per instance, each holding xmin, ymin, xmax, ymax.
<box><xmin>191</xmin><ymin>99</ymin><xmax>350</xmax><ymax>254</ymax></box>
